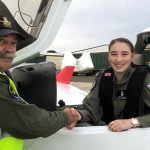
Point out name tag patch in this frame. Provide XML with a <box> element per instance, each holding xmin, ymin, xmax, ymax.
<box><xmin>104</xmin><ymin>73</ymin><xmax>111</xmax><ymax>76</ymax></box>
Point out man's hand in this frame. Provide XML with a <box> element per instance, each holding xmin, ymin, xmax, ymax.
<box><xmin>108</xmin><ymin>119</ymin><xmax>134</xmax><ymax>132</ymax></box>
<box><xmin>63</xmin><ymin>108</ymin><xmax>81</xmax><ymax>129</ymax></box>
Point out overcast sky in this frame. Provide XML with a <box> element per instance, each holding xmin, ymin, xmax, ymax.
<box><xmin>50</xmin><ymin>0</ymin><xmax>150</xmax><ymax>52</ymax></box>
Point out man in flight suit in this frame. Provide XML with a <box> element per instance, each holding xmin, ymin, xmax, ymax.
<box><xmin>0</xmin><ymin>14</ymin><xmax>79</xmax><ymax>141</ymax></box>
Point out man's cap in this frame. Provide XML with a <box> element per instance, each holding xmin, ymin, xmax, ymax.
<box><xmin>0</xmin><ymin>15</ymin><xmax>25</xmax><ymax>40</ymax></box>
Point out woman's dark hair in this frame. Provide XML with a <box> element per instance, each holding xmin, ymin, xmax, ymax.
<box><xmin>108</xmin><ymin>37</ymin><xmax>135</xmax><ymax>53</ymax></box>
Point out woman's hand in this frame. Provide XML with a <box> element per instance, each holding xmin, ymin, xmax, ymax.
<box><xmin>108</xmin><ymin>119</ymin><xmax>134</xmax><ymax>132</ymax></box>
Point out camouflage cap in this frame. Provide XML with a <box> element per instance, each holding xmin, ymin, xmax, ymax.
<box><xmin>0</xmin><ymin>15</ymin><xmax>25</xmax><ymax>40</ymax></box>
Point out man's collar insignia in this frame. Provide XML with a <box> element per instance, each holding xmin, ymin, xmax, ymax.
<box><xmin>0</xmin><ymin>17</ymin><xmax>12</xmax><ymax>28</ymax></box>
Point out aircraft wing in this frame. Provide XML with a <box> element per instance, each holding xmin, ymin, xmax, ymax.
<box><xmin>24</xmin><ymin>126</ymin><xmax>150</xmax><ymax>150</ymax></box>
<box><xmin>57</xmin><ymin>82</ymin><xmax>87</xmax><ymax>106</ymax></box>
<box><xmin>56</xmin><ymin>66</ymin><xmax>87</xmax><ymax>106</ymax></box>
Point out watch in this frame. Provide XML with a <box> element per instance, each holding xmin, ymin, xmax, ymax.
<box><xmin>130</xmin><ymin>118</ymin><xmax>140</xmax><ymax>128</ymax></box>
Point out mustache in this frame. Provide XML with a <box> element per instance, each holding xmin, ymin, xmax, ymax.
<box><xmin>0</xmin><ymin>50</ymin><xmax>15</xmax><ymax>59</ymax></box>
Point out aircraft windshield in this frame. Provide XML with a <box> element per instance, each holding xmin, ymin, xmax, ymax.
<box><xmin>1</xmin><ymin>0</ymin><xmax>53</xmax><ymax>38</ymax></box>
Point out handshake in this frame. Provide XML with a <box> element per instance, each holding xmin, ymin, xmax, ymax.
<box><xmin>63</xmin><ymin>108</ymin><xmax>81</xmax><ymax>129</ymax></box>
